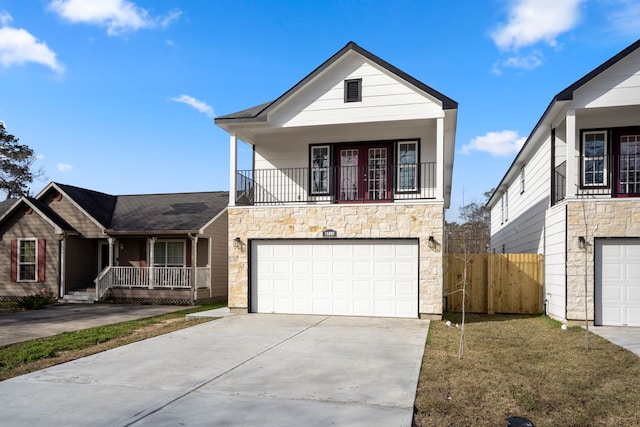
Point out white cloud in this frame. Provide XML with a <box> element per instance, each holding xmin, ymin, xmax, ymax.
<box><xmin>0</xmin><ymin>22</ymin><xmax>64</xmax><ymax>73</ymax></box>
<box><xmin>492</xmin><ymin>51</ymin><xmax>543</xmax><ymax>74</ymax></box>
<box><xmin>48</xmin><ymin>0</ymin><xmax>181</xmax><ymax>36</ymax></box>
<box><xmin>461</xmin><ymin>131</ymin><xmax>526</xmax><ymax>157</ymax></box>
<box><xmin>170</xmin><ymin>94</ymin><xmax>214</xmax><ymax>118</ymax></box>
<box><xmin>56</xmin><ymin>163</ymin><xmax>73</xmax><ymax>172</ymax></box>
<box><xmin>0</xmin><ymin>10</ymin><xmax>13</xmax><ymax>26</ymax></box>
<box><xmin>491</xmin><ymin>0</ymin><xmax>585</xmax><ymax>51</ymax></box>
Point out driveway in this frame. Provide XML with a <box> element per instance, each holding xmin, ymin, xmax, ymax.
<box><xmin>590</xmin><ymin>326</ymin><xmax>640</xmax><ymax>357</ymax></box>
<box><xmin>0</xmin><ymin>314</ymin><xmax>429</xmax><ymax>427</ymax></box>
<box><xmin>0</xmin><ymin>303</ymin><xmax>187</xmax><ymax>346</ymax></box>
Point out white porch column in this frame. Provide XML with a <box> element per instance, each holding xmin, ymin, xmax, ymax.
<box><xmin>565</xmin><ymin>110</ymin><xmax>577</xmax><ymax>198</ymax></box>
<box><xmin>190</xmin><ymin>235</ymin><xmax>198</xmax><ymax>305</ymax></box>
<box><xmin>229</xmin><ymin>133</ymin><xmax>237</xmax><ymax>207</ymax></box>
<box><xmin>148</xmin><ymin>237</ymin><xmax>156</xmax><ymax>289</ymax></box>
<box><xmin>207</xmin><ymin>237</ymin><xmax>213</xmax><ymax>298</ymax></box>
<box><xmin>59</xmin><ymin>235</ymin><xmax>66</xmax><ymax>297</ymax></box>
<box><xmin>436</xmin><ymin>117</ymin><xmax>444</xmax><ymax>200</ymax></box>
<box><xmin>108</xmin><ymin>237</ymin><xmax>115</xmax><ymax>266</ymax></box>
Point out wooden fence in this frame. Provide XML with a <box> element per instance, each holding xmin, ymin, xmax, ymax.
<box><xmin>444</xmin><ymin>253</ymin><xmax>544</xmax><ymax>314</ymax></box>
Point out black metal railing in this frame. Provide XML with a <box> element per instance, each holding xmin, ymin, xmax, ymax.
<box><xmin>235</xmin><ymin>163</ymin><xmax>437</xmax><ymax>205</ymax></box>
<box><xmin>575</xmin><ymin>154</ymin><xmax>640</xmax><ymax>197</ymax></box>
<box><xmin>552</xmin><ymin>161</ymin><xmax>566</xmax><ymax>204</ymax></box>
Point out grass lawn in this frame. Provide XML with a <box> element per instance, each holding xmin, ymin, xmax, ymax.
<box><xmin>0</xmin><ymin>303</ymin><xmax>225</xmax><ymax>381</ymax></box>
<box><xmin>414</xmin><ymin>314</ymin><xmax>640</xmax><ymax>427</ymax></box>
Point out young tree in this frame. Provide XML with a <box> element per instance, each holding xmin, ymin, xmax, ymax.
<box><xmin>0</xmin><ymin>122</ymin><xmax>42</xmax><ymax>199</ymax></box>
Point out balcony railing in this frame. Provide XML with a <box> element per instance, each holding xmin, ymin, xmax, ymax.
<box><xmin>235</xmin><ymin>163</ymin><xmax>437</xmax><ymax>205</ymax></box>
<box><xmin>95</xmin><ymin>266</ymin><xmax>210</xmax><ymax>301</ymax></box>
<box><xmin>552</xmin><ymin>161</ymin><xmax>566</xmax><ymax>205</ymax></box>
<box><xmin>576</xmin><ymin>154</ymin><xmax>640</xmax><ymax>197</ymax></box>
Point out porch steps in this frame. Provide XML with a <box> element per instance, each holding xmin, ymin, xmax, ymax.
<box><xmin>62</xmin><ymin>288</ymin><xmax>96</xmax><ymax>304</ymax></box>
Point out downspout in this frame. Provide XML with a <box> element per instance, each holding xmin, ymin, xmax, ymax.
<box><xmin>59</xmin><ymin>234</ymin><xmax>66</xmax><ymax>298</ymax></box>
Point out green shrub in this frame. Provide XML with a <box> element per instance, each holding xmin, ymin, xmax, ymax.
<box><xmin>16</xmin><ymin>288</ymin><xmax>56</xmax><ymax>310</ymax></box>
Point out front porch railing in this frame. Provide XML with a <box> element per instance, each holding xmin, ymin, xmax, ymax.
<box><xmin>95</xmin><ymin>266</ymin><xmax>210</xmax><ymax>301</ymax></box>
<box><xmin>235</xmin><ymin>163</ymin><xmax>436</xmax><ymax>205</ymax></box>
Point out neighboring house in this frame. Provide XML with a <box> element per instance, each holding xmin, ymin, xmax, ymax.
<box><xmin>216</xmin><ymin>41</ymin><xmax>458</xmax><ymax>319</ymax></box>
<box><xmin>0</xmin><ymin>182</ymin><xmax>229</xmax><ymax>304</ymax></box>
<box><xmin>487</xmin><ymin>39</ymin><xmax>640</xmax><ymax>327</ymax></box>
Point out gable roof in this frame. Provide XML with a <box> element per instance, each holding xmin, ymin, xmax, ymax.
<box><xmin>107</xmin><ymin>191</ymin><xmax>228</xmax><ymax>233</ymax></box>
<box><xmin>0</xmin><ymin>197</ymin><xmax>76</xmax><ymax>235</ymax></box>
<box><xmin>215</xmin><ymin>41</ymin><xmax>458</xmax><ymax>125</ymax></box>
<box><xmin>487</xmin><ymin>38</ymin><xmax>640</xmax><ymax>207</ymax></box>
<box><xmin>0</xmin><ymin>199</ymin><xmax>16</xmax><ymax>216</ymax></box>
<box><xmin>54</xmin><ymin>183</ymin><xmax>118</xmax><ymax>228</ymax></box>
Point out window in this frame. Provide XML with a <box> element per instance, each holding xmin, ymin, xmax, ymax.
<box><xmin>397</xmin><ymin>141</ymin><xmax>418</xmax><ymax>192</ymax></box>
<box><xmin>154</xmin><ymin>241</ymin><xmax>185</xmax><ymax>267</ymax></box>
<box><xmin>520</xmin><ymin>167</ymin><xmax>525</xmax><ymax>194</ymax></box>
<box><xmin>19</xmin><ymin>239</ymin><xmax>37</xmax><ymax>281</ymax></box>
<box><xmin>505</xmin><ymin>192</ymin><xmax>508</xmax><ymax>222</ymax></box>
<box><xmin>582</xmin><ymin>131</ymin><xmax>607</xmax><ymax>187</ymax></box>
<box><xmin>344</xmin><ymin>79</ymin><xmax>362</xmax><ymax>102</ymax></box>
<box><xmin>310</xmin><ymin>145</ymin><xmax>330</xmax><ymax>195</ymax></box>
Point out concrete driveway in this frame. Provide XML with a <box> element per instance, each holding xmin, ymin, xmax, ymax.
<box><xmin>590</xmin><ymin>326</ymin><xmax>640</xmax><ymax>357</ymax></box>
<box><xmin>0</xmin><ymin>314</ymin><xmax>429</xmax><ymax>427</ymax></box>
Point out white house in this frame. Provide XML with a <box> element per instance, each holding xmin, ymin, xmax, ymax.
<box><xmin>488</xmin><ymin>39</ymin><xmax>640</xmax><ymax>327</ymax></box>
<box><xmin>215</xmin><ymin>42</ymin><xmax>458</xmax><ymax>319</ymax></box>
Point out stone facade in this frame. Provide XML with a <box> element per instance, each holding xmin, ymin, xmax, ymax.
<box><xmin>228</xmin><ymin>203</ymin><xmax>445</xmax><ymax>318</ymax></box>
<box><xmin>566</xmin><ymin>199</ymin><xmax>640</xmax><ymax>321</ymax></box>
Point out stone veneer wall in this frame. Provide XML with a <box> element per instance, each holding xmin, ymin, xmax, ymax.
<box><xmin>566</xmin><ymin>199</ymin><xmax>640</xmax><ymax>321</ymax></box>
<box><xmin>228</xmin><ymin>203</ymin><xmax>445</xmax><ymax>318</ymax></box>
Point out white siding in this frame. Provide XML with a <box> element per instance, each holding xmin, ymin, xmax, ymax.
<box><xmin>491</xmin><ymin>132</ymin><xmax>551</xmax><ymax>254</ymax></box>
<box><xmin>544</xmin><ymin>205</ymin><xmax>566</xmax><ymax>320</ymax></box>
<box><xmin>572</xmin><ymin>48</ymin><xmax>640</xmax><ymax>109</ymax></box>
<box><xmin>269</xmin><ymin>52</ymin><xmax>444</xmax><ymax>128</ymax></box>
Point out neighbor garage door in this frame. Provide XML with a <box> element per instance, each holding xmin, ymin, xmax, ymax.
<box><xmin>250</xmin><ymin>239</ymin><xmax>418</xmax><ymax>318</ymax></box>
<box><xmin>595</xmin><ymin>239</ymin><xmax>640</xmax><ymax>326</ymax></box>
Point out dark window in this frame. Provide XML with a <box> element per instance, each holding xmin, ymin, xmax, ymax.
<box><xmin>344</xmin><ymin>79</ymin><xmax>362</xmax><ymax>102</ymax></box>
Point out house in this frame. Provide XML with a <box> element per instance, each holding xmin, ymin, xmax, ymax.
<box><xmin>0</xmin><ymin>182</ymin><xmax>229</xmax><ymax>304</ymax></box>
<box><xmin>487</xmin><ymin>38</ymin><xmax>640</xmax><ymax>326</ymax></box>
<box><xmin>215</xmin><ymin>41</ymin><xmax>458</xmax><ymax>319</ymax></box>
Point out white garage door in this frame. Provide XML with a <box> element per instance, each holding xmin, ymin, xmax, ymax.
<box><xmin>251</xmin><ymin>239</ymin><xmax>418</xmax><ymax>318</ymax></box>
<box><xmin>595</xmin><ymin>239</ymin><xmax>640</xmax><ymax>326</ymax></box>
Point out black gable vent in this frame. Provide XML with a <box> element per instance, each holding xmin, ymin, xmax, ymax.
<box><xmin>344</xmin><ymin>78</ymin><xmax>362</xmax><ymax>102</ymax></box>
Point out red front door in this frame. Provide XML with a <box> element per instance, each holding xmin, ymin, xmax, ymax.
<box><xmin>337</xmin><ymin>144</ymin><xmax>392</xmax><ymax>202</ymax></box>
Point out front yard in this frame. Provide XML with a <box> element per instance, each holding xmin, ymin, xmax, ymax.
<box><xmin>414</xmin><ymin>314</ymin><xmax>640</xmax><ymax>426</ymax></box>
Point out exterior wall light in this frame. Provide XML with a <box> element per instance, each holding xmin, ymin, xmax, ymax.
<box><xmin>233</xmin><ymin>237</ymin><xmax>243</xmax><ymax>249</ymax></box>
<box><xmin>578</xmin><ymin>236</ymin><xmax>586</xmax><ymax>249</ymax></box>
<box><xmin>428</xmin><ymin>235</ymin><xmax>436</xmax><ymax>248</ymax></box>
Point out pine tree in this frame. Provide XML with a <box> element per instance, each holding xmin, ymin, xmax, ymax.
<box><xmin>0</xmin><ymin>122</ymin><xmax>42</xmax><ymax>199</ymax></box>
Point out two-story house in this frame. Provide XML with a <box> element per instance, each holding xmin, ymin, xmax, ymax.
<box><xmin>488</xmin><ymin>39</ymin><xmax>640</xmax><ymax>326</ymax></box>
<box><xmin>215</xmin><ymin>42</ymin><xmax>458</xmax><ymax>319</ymax></box>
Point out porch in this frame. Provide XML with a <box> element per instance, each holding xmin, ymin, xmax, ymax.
<box><xmin>95</xmin><ymin>266</ymin><xmax>211</xmax><ymax>302</ymax></box>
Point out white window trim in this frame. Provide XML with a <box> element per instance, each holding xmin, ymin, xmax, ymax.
<box><xmin>396</xmin><ymin>141</ymin><xmax>418</xmax><ymax>192</ymax></box>
<box><xmin>582</xmin><ymin>130</ymin><xmax>608</xmax><ymax>187</ymax></box>
<box><xmin>310</xmin><ymin>145</ymin><xmax>330</xmax><ymax>195</ymax></box>
<box><xmin>18</xmin><ymin>238</ymin><xmax>38</xmax><ymax>282</ymax></box>
<box><xmin>153</xmin><ymin>239</ymin><xmax>186</xmax><ymax>267</ymax></box>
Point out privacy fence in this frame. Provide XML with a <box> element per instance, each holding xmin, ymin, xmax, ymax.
<box><xmin>444</xmin><ymin>253</ymin><xmax>544</xmax><ymax>314</ymax></box>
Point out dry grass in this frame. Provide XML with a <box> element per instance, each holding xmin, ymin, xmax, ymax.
<box><xmin>414</xmin><ymin>314</ymin><xmax>640</xmax><ymax>427</ymax></box>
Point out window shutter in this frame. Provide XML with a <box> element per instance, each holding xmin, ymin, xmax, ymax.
<box><xmin>37</xmin><ymin>239</ymin><xmax>46</xmax><ymax>283</ymax></box>
<box><xmin>139</xmin><ymin>241</ymin><xmax>147</xmax><ymax>267</ymax></box>
<box><xmin>10</xmin><ymin>239</ymin><xmax>17</xmax><ymax>282</ymax></box>
<box><xmin>185</xmin><ymin>240</ymin><xmax>192</xmax><ymax>267</ymax></box>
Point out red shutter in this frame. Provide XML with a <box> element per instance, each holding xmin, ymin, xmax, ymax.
<box><xmin>139</xmin><ymin>240</ymin><xmax>147</xmax><ymax>267</ymax></box>
<box><xmin>37</xmin><ymin>239</ymin><xmax>46</xmax><ymax>282</ymax></box>
<box><xmin>10</xmin><ymin>239</ymin><xmax>17</xmax><ymax>282</ymax></box>
<box><xmin>185</xmin><ymin>240</ymin><xmax>192</xmax><ymax>267</ymax></box>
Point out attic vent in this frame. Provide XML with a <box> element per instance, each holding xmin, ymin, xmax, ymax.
<box><xmin>344</xmin><ymin>78</ymin><xmax>362</xmax><ymax>102</ymax></box>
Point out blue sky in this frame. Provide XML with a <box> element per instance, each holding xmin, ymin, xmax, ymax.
<box><xmin>1</xmin><ymin>0</ymin><xmax>639</xmax><ymax>220</ymax></box>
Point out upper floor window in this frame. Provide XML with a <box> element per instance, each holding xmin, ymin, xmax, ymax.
<box><xmin>310</xmin><ymin>145</ymin><xmax>330</xmax><ymax>195</ymax></box>
<box><xmin>344</xmin><ymin>79</ymin><xmax>362</xmax><ymax>103</ymax></box>
<box><xmin>154</xmin><ymin>240</ymin><xmax>185</xmax><ymax>267</ymax></box>
<box><xmin>397</xmin><ymin>141</ymin><xmax>418</xmax><ymax>192</ymax></box>
<box><xmin>582</xmin><ymin>131</ymin><xmax>607</xmax><ymax>187</ymax></box>
<box><xmin>520</xmin><ymin>167</ymin><xmax>525</xmax><ymax>194</ymax></box>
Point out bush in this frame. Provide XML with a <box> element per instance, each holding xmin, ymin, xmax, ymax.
<box><xmin>17</xmin><ymin>288</ymin><xmax>56</xmax><ymax>310</ymax></box>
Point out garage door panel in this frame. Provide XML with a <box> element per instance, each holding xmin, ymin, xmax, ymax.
<box><xmin>252</xmin><ymin>240</ymin><xmax>418</xmax><ymax>318</ymax></box>
<box><xmin>596</xmin><ymin>239</ymin><xmax>640</xmax><ymax>326</ymax></box>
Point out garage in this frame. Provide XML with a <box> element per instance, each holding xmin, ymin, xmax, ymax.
<box><xmin>250</xmin><ymin>239</ymin><xmax>419</xmax><ymax>318</ymax></box>
<box><xmin>595</xmin><ymin>239</ymin><xmax>640</xmax><ymax>326</ymax></box>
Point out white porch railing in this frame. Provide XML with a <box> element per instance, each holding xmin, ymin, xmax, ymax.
<box><xmin>95</xmin><ymin>266</ymin><xmax>211</xmax><ymax>301</ymax></box>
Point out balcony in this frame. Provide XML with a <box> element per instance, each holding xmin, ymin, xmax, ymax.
<box><xmin>235</xmin><ymin>163</ymin><xmax>437</xmax><ymax>205</ymax></box>
<box><xmin>576</xmin><ymin>154</ymin><xmax>640</xmax><ymax>197</ymax></box>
